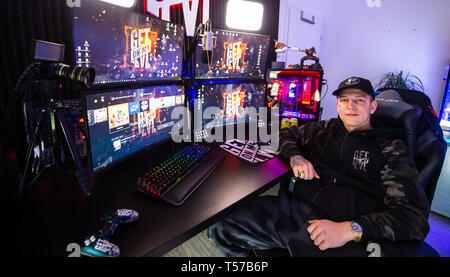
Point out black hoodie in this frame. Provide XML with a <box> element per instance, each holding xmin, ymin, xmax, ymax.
<box><xmin>279</xmin><ymin>117</ymin><xmax>430</xmax><ymax>243</ymax></box>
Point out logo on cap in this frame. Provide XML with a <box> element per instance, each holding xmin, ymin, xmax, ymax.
<box><xmin>345</xmin><ymin>77</ymin><xmax>361</xmax><ymax>86</ymax></box>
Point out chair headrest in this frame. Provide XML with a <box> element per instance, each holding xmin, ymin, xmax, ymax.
<box><xmin>374</xmin><ymin>90</ymin><xmax>421</xmax><ymax>119</ymax></box>
<box><xmin>373</xmin><ymin>89</ymin><xmax>421</xmax><ymax>154</ymax></box>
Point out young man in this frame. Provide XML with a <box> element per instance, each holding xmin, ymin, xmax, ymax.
<box><xmin>209</xmin><ymin>77</ymin><xmax>430</xmax><ymax>256</ymax></box>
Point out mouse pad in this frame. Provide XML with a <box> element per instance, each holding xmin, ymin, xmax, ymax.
<box><xmin>218</xmin><ymin>139</ymin><xmax>279</xmax><ymax>165</ymax></box>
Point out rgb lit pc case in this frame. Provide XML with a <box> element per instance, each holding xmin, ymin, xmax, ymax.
<box><xmin>266</xmin><ymin>69</ymin><xmax>323</xmax><ymax>127</ymax></box>
<box><xmin>439</xmin><ymin>67</ymin><xmax>450</xmax><ymax>142</ymax></box>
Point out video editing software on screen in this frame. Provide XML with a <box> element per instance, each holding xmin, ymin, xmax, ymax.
<box><xmin>85</xmin><ymin>85</ymin><xmax>185</xmax><ymax>172</ymax></box>
<box><xmin>73</xmin><ymin>0</ymin><xmax>184</xmax><ymax>85</ymax></box>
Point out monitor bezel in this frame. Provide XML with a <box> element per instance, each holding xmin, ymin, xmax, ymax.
<box><xmin>188</xmin><ymin>79</ymin><xmax>268</xmax><ymax>141</ymax></box>
<box><xmin>81</xmin><ymin>82</ymin><xmax>186</xmax><ymax>175</ymax></box>
<box><xmin>71</xmin><ymin>1</ymin><xmax>185</xmax><ymax>89</ymax></box>
<box><xmin>194</xmin><ymin>28</ymin><xmax>271</xmax><ymax>81</ymax></box>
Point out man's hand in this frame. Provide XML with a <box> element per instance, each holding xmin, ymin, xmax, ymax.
<box><xmin>290</xmin><ymin>155</ymin><xmax>320</xmax><ymax>180</ymax></box>
<box><xmin>306</xmin><ymin>220</ymin><xmax>355</xmax><ymax>251</ymax></box>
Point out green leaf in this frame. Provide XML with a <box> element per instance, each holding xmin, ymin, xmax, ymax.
<box><xmin>374</xmin><ymin>71</ymin><xmax>424</xmax><ymax>92</ymax></box>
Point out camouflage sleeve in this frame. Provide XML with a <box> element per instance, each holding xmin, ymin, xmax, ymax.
<box><xmin>355</xmin><ymin>138</ymin><xmax>430</xmax><ymax>243</ymax></box>
<box><xmin>279</xmin><ymin>120</ymin><xmax>329</xmax><ymax>160</ymax></box>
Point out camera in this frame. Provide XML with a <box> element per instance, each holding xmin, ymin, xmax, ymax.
<box><xmin>32</xmin><ymin>39</ymin><xmax>95</xmax><ymax>87</ymax></box>
<box><xmin>48</xmin><ymin>63</ymin><xmax>95</xmax><ymax>88</ymax></box>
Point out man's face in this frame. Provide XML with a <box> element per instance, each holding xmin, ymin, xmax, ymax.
<box><xmin>336</xmin><ymin>89</ymin><xmax>377</xmax><ymax>132</ymax></box>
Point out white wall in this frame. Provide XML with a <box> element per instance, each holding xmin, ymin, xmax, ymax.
<box><xmin>279</xmin><ymin>0</ymin><xmax>450</xmax><ymax>120</ymax></box>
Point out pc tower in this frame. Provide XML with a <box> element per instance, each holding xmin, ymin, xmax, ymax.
<box><xmin>266</xmin><ymin>69</ymin><xmax>323</xmax><ymax>128</ymax></box>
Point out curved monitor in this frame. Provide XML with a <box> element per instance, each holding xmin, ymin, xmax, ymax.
<box><xmin>84</xmin><ymin>85</ymin><xmax>185</xmax><ymax>173</ymax></box>
<box><xmin>73</xmin><ymin>0</ymin><xmax>184</xmax><ymax>86</ymax></box>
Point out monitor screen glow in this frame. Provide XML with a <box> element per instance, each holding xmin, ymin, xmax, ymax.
<box><xmin>73</xmin><ymin>0</ymin><xmax>184</xmax><ymax>85</ymax></box>
<box><xmin>85</xmin><ymin>85</ymin><xmax>185</xmax><ymax>172</ymax></box>
<box><xmin>195</xmin><ymin>29</ymin><xmax>270</xmax><ymax>80</ymax></box>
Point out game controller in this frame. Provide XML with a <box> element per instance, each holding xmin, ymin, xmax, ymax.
<box><xmin>81</xmin><ymin>235</ymin><xmax>120</xmax><ymax>257</ymax></box>
<box><xmin>80</xmin><ymin>209</ymin><xmax>139</xmax><ymax>257</ymax></box>
<box><xmin>97</xmin><ymin>209</ymin><xmax>139</xmax><ymax>240</ymax></box>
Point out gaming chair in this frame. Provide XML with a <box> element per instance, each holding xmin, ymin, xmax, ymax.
<box><xmin>253</xmin><ymin>89</ymin><xmax>446</xmax><ymax>257</ymax></box>
<box><xmin>364</xmin><ymin>89</ymin><xmax>446</xmax><ymax>257</ymax></box>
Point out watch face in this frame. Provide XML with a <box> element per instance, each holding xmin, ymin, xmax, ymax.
<box><xmin>351</xmin><ymin>222</ymin><xmax>362</xmax><ymax>233</ymax></box>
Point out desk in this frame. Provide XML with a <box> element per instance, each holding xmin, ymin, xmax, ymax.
<box><xmin>15</xmin><ymin>142</ymin><xmax>291</xmax><ymax>257</ymax></box>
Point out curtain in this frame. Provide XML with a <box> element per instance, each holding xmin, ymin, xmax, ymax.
<box><xmin>0</xmin><ymin>0</ymin><xmax>73</xmax><ymax>115</ymax></box>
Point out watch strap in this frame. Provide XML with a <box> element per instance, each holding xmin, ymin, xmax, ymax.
<box><xmin>348</xmin><ymin>221</ymin><xmax>362</xmax><ymax>242</ymax></box>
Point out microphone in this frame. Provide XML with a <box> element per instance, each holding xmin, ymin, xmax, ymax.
<box><xmin>201</xmin><ymin>31</ymin><xmax>213</xmax><ymax>64</ymax></box>
<box><xmin>200</xmin><ymin>21</ymin><xmax>215</xmax><ymax>64</ymax></box>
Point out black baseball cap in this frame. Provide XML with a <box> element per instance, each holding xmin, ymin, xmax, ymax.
<box><xmin>332</xmin><ymin>77</ymin><xmax>375</xmax><ymax>99</ymax></box>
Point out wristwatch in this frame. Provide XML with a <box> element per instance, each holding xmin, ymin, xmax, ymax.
<box><xmin>348</xmin><ymin>221</ymin><xmax>362</xmax><ymax>242</ymax></box>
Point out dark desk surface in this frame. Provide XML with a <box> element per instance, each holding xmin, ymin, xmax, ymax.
<box><xmin>16</xmin><ymin>143</ymin><xmax>291</xmax><ymax>257</ymax></box>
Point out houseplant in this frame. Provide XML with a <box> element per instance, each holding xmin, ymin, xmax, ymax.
<box><xmin>374</xmin><ymin>71</ymin><xmax>424</xmax><ymax>92</ymax></box>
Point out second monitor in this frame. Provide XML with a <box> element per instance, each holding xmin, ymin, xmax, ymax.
<box><xmin>84</xmin><ymin>84</ymin><xmax>185</xmax><ymax>173</ymax></box>
<box><xmin>195</xmin><ymin>30</ymin><xmax>271</xmax><ymax>80</ymax></box>
<box><xmin>192</xmin><ymin>82</ymin><xmax>267</xmax><ymax>140</ymax></box>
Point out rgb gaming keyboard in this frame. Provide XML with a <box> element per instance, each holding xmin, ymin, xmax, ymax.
<box><xmin>136</xmin><ymin>144</ymin><xmax>224</xmax><ymax>205</ymax></box>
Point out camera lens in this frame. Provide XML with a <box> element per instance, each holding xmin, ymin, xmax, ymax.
<box><xmin>53</xmin><ymin>63</ymin><xmax>95</xmax><ymax>87</ymax></box>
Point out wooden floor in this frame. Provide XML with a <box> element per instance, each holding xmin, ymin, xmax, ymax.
<box><xmin>163</xmin><ymin>185</ymin><xmax>280</xmax><ymax>257</ymax></box>
<box><xmin>164</xmin><ymin>185</ymin><xmax>450</xmax><ymax>257</ymax></box>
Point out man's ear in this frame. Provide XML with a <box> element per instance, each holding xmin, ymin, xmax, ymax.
<box><xmin>370</xmin><ymin>99</ymin><xmax>378</xmax><ymax>114</ymax></box>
